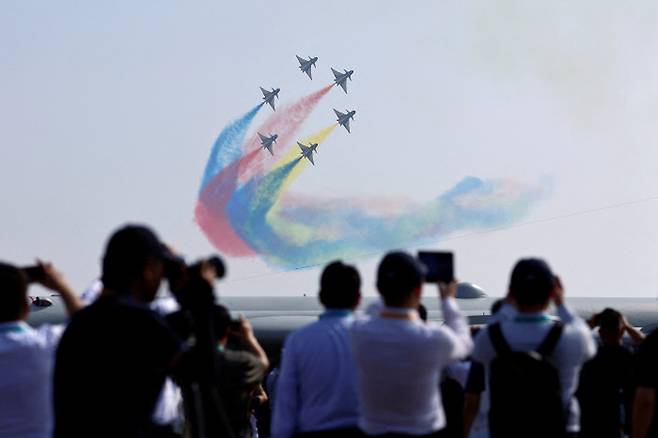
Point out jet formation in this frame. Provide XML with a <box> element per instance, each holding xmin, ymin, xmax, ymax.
<box><xmin>260</xmin><ymin>87</ymin><xmax>280</xmax><ymax>111</ymax></box>
<box><xmin>332</xmin><ymin>68</ymin><xmax>354</xmax><ymax>93</ymax></box>
<box><xmin>298</xmin><ymin>142</ymin><xmax>319</xmax><ymax>165</ymax></box>
<box><xmin>334</xmin><ymin>109</ymin><xmax>356</xmax><ymax>133</ymax></box>
<box><xmin>296</xmin><ymin>55</ymin><xmax>318</xmax><ymax>80</ymax></box>
<box><xmin>255</xmin><ymin>59</ymin><xmax>356</xmax><ymax>161</ymax></box>
<box><xmin>258</xmin><ymin>133</ymin><xmax>278</xmax><ymax>155</ymax></box>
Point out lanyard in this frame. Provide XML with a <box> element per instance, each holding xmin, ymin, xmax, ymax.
<box><xmin>0</xmin><ymin>323</ymin><xmax>27</xmax><ymax>334</ymax></box>
<box><xmin>514</xmin><ymin>314</ymin><xmax>552</xmax><ymax>323</ymax></box>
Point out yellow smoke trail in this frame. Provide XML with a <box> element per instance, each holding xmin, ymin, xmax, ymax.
<box><xmin>272</xmin><ymin>124</ymin><xmax>338</xmax><ymax>193</ymax></box>
<box><xmin>267</xmin><ymin>124</ymin><xmax>338</xmax><ymax>243</ymax></box>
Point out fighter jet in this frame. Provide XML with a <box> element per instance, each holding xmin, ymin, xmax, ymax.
<box><xmin>298</xmin><ymin>141</ymin><xmax>319</xmax><ymax>165</ymax></box>
<box><xmin>334</xmin><ymin>109</ymin><xmax>356</xmax><ymax>133</ymax></box>
<box><xmin>331</xmin><ymin>68</ymin><xmax>354</xmax><ymax>93</ymax></box>
<box><xmin>296</xmin><ymin>55</ymin><xmax>318</xmax><ymax>80</ymax></box>
<box><xmin>258</xmin><ymin>133</ymin><xmax>278</xmax><ymax>155</ymax></box>
<box><xmin>260</xmin><ymin>87</ymin><xmax>280</xmax><ymax>111</ymax></box>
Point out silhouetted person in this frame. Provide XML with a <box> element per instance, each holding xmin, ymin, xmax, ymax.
<box><xmin>472</xmin><ymin>258</ymin><xmax>595</xmax><ymax>438</ymax></box>
<box><xmin>273</xmin><ymin>261</ymin><xmax>362</xmax><ymax>438</ymax></box>
<box><xmin>632</xmin><ymin>312</ymin><xmax>658</xmax><ymax>437</ymax></box>
<box><xmin>53</xmin><ymin>225</ymin><xmax>182</xmax><ymax>438</ymax></box>
<box><xmin>578</xmin><ymin>308</ymin><xmax>643</xmax><ymax>438</ymax></box>
<box><xmin>0</xmin><ymin>261</ymin><xmax>81</xmax><ymax>438</ymax></box>
<box><xmin>350</xmin><ymin>251</ymin><xmax>472</xmax><ymax>437</ymax></box>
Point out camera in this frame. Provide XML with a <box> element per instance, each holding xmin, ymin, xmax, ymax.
<box><xmin>162</xmin><ymin>251</ymin><xmax>226</xmax><ymax>310</ymax></box>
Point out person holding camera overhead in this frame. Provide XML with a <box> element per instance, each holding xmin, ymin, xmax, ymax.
<box><xmin>53</xmin><ymin>225</ymin><xmax>186</xmax><ymax>438</ymax></box>
<box><xmin>0</xmin><ymin>259</ymin><xmax>82</xmax><ymax>438</ymax></box>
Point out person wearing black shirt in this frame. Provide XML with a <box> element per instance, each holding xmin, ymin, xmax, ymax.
<box><xmin>578</xmin><ymin>308</ymin><xmax>643</xmax><ymax>438</ymax></box>
<box><xmin>53</xmin><ymin>225</ymin><xmax>182</xmax><ymax>438</ymax></box>
<box><xmin>633</xmin><ymin>323</ymin><xmax>658</xmax><ymax>438</ymax></box>
<box><xmin>166</xmin><ymin>304</ymin><xmax>268</xmax><ymax>438</ymax></box>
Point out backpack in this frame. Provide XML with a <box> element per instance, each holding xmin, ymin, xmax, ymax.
<box><xmin>488</xmin><ymin>321</ymin><xmax>566</xmax><ymax>438</ymax></box>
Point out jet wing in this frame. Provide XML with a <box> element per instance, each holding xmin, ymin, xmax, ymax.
<box><xmin>339</xmin><ymin>80</ymin><xmax>348</xmax><ymax>93</ymax></box>
<box><xmin>305</xmin><ymin>69</ymin><xmax>312</xmax><ymax>80</ymax></box>
<box><xmin>334</xmin><ymin>109</ymin><xmax>346</xmax><ymax>118</ymax></box>
<box><xmin>260</xmin><ymin>87</ymin><xmax>268</xmax><ymax>96</ymax></box>
<box><xmin>331</xmin><ymin>68</ymin><xmax>341</xmax><ymax>78</ymax></box>
<box><xmin>267</xmin><ymin>99</ymin><xmax>276</xmax><ymax>111</ymax></box>
<box><xmin>258</xmin><ymin>133</ymin><xmax>268</xmax><ymax>143</ymax></box>
<box><xmin>307</xmin><ymin>153</ymin><xmax>315</xmax><ymax>165</ymax></box>
<box><xmin>265</xmin><ymin>145</ymin><xmax>273</xmax><ymax>156</ymax></box>
<box><xmin>344</xmin><ymin>119</ymin><xmax>351</xmax><ymax>133</ymax></box>
<box><xmin>296</xmin><ymin>55</ymin><xmax>305</xmax><ymax>65</ymax></box>
<box><xmin>298</xmin><ymin>142</ymin><xmax>307</xmax><ymax>152</ymax></box>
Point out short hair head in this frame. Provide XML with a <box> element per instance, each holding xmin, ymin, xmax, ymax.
<box><xmin>598</xmin><ymin>308</ymin><xmax>623</xmax><ymax>333</ymax></box>
<box><xmin>509</xmin><ymin>258</ymin><xmax>555</xmax><ymax>307</ymax></box>
<box><xmin>0</xmin><ymin>262</ymin><xmax>28</xmax><ymax>322</ymax></box>
<box><xmin>376</xmin><ymin>251</ymin><xmax>426</xmax><ymax>306</ymax></box>
<box><xmin>319</xmin><ymin>261</ymin><xmax>361</xmax><ymax>309</ymax></box>
<box><xmin>101</xmin><ymin>224</ymin><xmax>167</xmax><ymax>293</ymax></box>
<box><xmin>490</xmin><ymin>298</ymin><xmax>505</xmax><ymax>316</ymax></box>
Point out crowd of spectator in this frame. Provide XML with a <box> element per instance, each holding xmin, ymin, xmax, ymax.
<box><xmin>3</xmin><ymin>223</ymin><xmax>658</xmax><ymax>437</ymax></box>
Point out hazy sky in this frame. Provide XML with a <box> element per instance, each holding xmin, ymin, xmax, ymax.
<box><xmin>3</xmin><ymin>1</ymin><xmax>658</xmax><ymax>297</ymax></box>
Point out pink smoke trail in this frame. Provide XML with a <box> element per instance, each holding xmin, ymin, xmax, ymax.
<box><xmin>237</xmin><ymin>84</ymin><xmax>333</xmax><ymax>185</ymax></box>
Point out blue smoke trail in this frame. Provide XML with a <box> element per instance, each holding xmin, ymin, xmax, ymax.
<box><xmin>226</xmin><ymin>174</ymin><xmax>548</xmax><ymax>268</ymax></box>
<box><xmin>199</xmin><ymin>104</ymin><xmax>262</xmax><ymax>193</ymax></box>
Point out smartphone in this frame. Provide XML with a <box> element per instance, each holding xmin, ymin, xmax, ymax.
<box><xmin>417</xmin><ymin>251</ymin><xmax>454</xmax><ymax>283</ymax></box>
<box><xmin>22</xmin><ymin>265</ymin><xmax>45</xmax><ymax>284</ymax></box>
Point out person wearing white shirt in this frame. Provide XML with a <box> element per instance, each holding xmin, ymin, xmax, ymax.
<box><xmin>0</xmin><ymin>261</ymin><xmax>82</xmax><ymax>438</ymax></box>
<box><xmin>273</xmin><ymin>261</ymin><xmax>362</xmax><ymax>438</ymax></box>
<box><xmin>471</xmin><ymin>258</ymin><xmax>596</xmax><ymax>438</ymax></box>
<box><xmin>350</xmin><ymin>251</ymin><xmax>473</xmax><ymax>437</ymax></box>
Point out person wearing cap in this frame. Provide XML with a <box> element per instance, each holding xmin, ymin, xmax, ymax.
<box><xmin>0</xmin><ymin>261</ymin><xmax>82</xmax><ymax>438</ymax></box>
<box><xmin>53</xmin><ymin>224</ymin><xmax>184</xmax><ymax>438</ymax></box>
<box><xmin>350</xmin><ymin>251</ymin><xmax>472</xmax><ymax>437</ymax></box>
<box><xmin>471</xmin><ymin>258</ymin><xmax>595</xmax><ymax>438</ymax></box>
<box><xmin>272</xmin><ymin>261</ymin><xmax>362</xmax><ymax>438</ymax></box>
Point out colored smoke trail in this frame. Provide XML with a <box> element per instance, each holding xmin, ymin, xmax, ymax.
<box><xmin>195</xmin><ymin>86</ymin><xmax>333</xmax><ymax>255</ymax></box>
<box><xmin>199</xmin><ymin>104</ymin><xmax>261</xmax><ymax>193</ymax></box>
<box><xmin>195</xmin><ymin>89</ymin><xmax>548</xmax><ymax>269</ymax></box>
<box><xmin>237</xmin><ymin>85</ymin><xmax>333</xmax><ymax>185</ymax></box>
<box><xmin>196</xmin><ymin>149</ymin><xmax>260</xmax><ymax>257</ymax></box>
<box><xmin>228</xmin><ymin>176</ymin><xmax>548</xmax><ymax>268</ymax></box>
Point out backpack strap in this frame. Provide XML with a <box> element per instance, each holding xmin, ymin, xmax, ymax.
<box><xmin>488</xmin><ymin>322</ymin><xmax>512</xmax><ymax>355</ymax></box>
<box><xmin>537</xmin><ymin>322</ymin><xmax>564</xmax><ymax>356</ymax></box>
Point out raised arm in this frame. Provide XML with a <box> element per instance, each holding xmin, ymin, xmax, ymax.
<box><xmin>237</xmin><ymin>314</ymin><xmax>269</xmax><ymax>370</ymax></box>
<box><xmin>37</xmin><ymin>260</ymin><xmax>83</xmax><ymax>316</ymax></box>
<box><xmin>439</xmin><ymin>280</ymin><xmax>473</xmax><ymax>360</ymax></box>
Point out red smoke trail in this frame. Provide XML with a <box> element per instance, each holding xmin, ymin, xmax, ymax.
<box><xmin>237</xmin><ymin>84</ymin><xmax>333</xmax><ymax>185</ymax></box>
<box><xmin>195</xmin><ymin>84</ymin><xmax>332</xmax><ymax>257</ymax></box>
<box><xmin>195</xmin><ymin>149</ymin><xmax>260</xmax><ymax>256</ymax></box>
